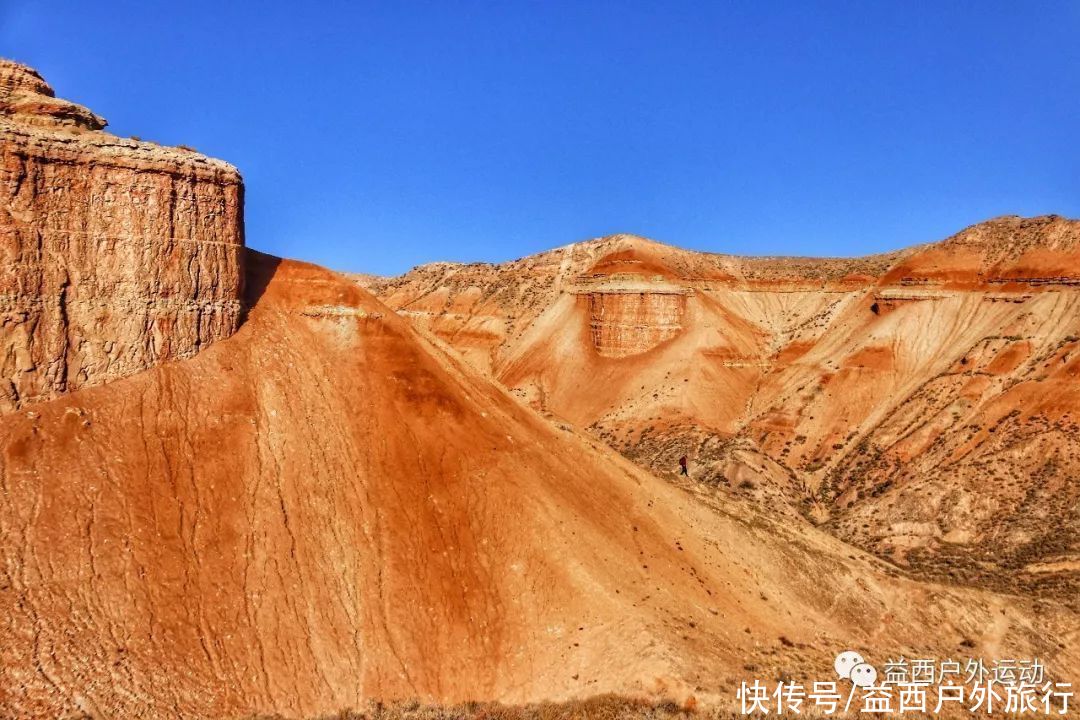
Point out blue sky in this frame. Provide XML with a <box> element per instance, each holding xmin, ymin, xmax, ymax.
<box><xmin>3</xmin><ymin>1</ymin><xmax>1078</xmax><ymax>275</ymax></box>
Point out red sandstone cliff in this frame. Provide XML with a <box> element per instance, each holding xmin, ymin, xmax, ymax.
<box><xmin>0</xmin><ymin>59</ymin><xmax>244</xmax><ymax>412</ymax></box>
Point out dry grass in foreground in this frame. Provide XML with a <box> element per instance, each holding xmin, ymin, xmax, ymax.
<box><xmin>278</xmin><ymin>695</ymin><xmax>952</xmax><ymax>720</ymax></box>
<box><xmin>306</xmin><ymin>697</ymin><xmax>695</xmax><ymax>719</ymax></box>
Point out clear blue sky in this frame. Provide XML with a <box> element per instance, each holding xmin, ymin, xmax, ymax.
<box><xmin>3</xmin><ymin>2</ymin><xmax>1078</xmax><ymax>275</ymax></box>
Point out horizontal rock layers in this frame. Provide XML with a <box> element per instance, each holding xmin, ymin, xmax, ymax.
<box><xmin>583</xmin><ymin>290</ymin><xmax>686</xmax><ymax>357</ymax></box>
<box><xmin>0</xmin><ymin>59</ymin><xmax>244</xmax><ymax>412</ymax></box>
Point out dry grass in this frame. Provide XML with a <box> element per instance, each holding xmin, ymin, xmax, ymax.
<box><xmin>272</xmin><ymin>695</ymin><xmax>967</xmax><ymax>720</ymax></box>
<box><xmin>263</xmin><ymin>696</ymin><xmax>713</xmax><ymax>720</ymax></box>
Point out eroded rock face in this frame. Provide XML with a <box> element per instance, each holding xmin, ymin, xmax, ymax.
<box><xmin>583</xmin><ymin>290</ymin><xmax>686</xmax><ymax>357</ymax></box>
<box><xmin>0</xmin><ymin>59</ymin><xmax>244</xmax><ymax>411</ymax></box>
<box><xmin>0</xmin><ymin>59</ymin><xmax>105</xmax><ymax>130</ymax></box>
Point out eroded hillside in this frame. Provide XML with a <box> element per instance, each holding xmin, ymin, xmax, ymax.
<box><xmin>370</xmin><ymin>218</ymin><xmax>1080</xmax><ymax>601</ymax></box>
<box><xmin>4</xmin><ymin>252</ymin><xmax>1077</xmax><ymax>717</ymax></box>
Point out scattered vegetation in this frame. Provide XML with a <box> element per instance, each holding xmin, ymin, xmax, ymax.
<box><xmin>259</xmin><ymin>696</ymin><xmax>722</xmax><ymax>720</ymax></box>
<box><xmin>259</xmin><ymin>694</ymin><xmax>970</xmax><ymax>720</ymax></box>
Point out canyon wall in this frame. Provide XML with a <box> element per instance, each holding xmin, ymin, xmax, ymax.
<box><xmin>0</xmin><ymin>59</ymin><xmax>244</xmax><ymax>412</ymax></box>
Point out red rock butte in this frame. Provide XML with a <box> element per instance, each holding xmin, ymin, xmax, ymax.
<box><xmin>1</xmin><ymin>58</ymin><xmax>244</xmax><ymax>412</ymax></box>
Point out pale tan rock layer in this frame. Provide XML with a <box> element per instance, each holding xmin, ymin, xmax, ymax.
<box><xmin>0</xmin><ymin>59</ymin><xmax>244</xmax><ymax>412</ymax></box>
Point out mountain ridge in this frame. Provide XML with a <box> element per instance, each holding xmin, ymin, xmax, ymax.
<box><xmin>369</xmin><ymin>214</ymin><xmax>1080</xmax><ymax>603</ymax></box>
<box><xmin>374</xmin><ymin>213</ymin><xmax>1074</xmax><ymax>285</ymax></box>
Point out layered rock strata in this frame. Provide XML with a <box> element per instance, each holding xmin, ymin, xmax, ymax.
<box><xmin>0</xmin><ymin>59</ymin><xmax>244</xmax><ymax>412</ymax></box>
<box><xmin>582</xmin><ymin>289</ymin><xmax>687</xmax><ymax>357</ymax></box>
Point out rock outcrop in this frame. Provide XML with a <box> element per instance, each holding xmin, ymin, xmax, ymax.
<box><xmin>0</xmin><ymin>60</ymin><xmax>105</xmax><ymax>131</ymax></box>
<box><xmin>583</xmin><ymin>289</ymin><xmax>686</xmax><ymax>357</ymax></box>
<box><xmin>573</xmin><ymin>249</ymin><xmax>690</xmax><ymax>357</ymax></box>
<box><xmin>0</xmin><ymin>59</ymin><xmax>244</xmax><ymax>412</ymax></box>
